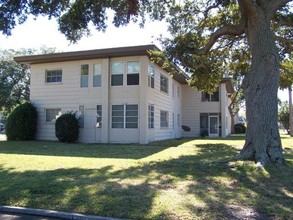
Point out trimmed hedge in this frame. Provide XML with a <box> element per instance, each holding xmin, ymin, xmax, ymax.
<box><xmin>55</xmin><ymin>112</ymin><xmax>79</xmax><ymax>143</ymax></box>
<box><xmin>6</xmin><ymin>102</ymin><xmax>38</xmax><ymax>140</ymax></box>
<box><xmin>234</xmin><ymin>123</ymin><xmax>246</xmax><ymax>134</ymax></box>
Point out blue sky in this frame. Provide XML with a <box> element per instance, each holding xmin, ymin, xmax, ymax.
<box><xmin>0</xmin><ymin>15</ymin><xmax>289</xmax><ymax>102</ymax></box>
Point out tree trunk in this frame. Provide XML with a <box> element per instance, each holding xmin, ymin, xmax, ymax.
<box><xmin>289</xmin><ymin>87</ymin><xmax>293</xmax><ymax>137</ymax></box>
<box><xmin>240</xmin><ymin>7</ymin><xmax>285</xmax><ymax>166</ymax></box>
<box><xmin>229</xmin><ymin>107</ymin><xmax>235</xmax><ymax>134</ymax></box>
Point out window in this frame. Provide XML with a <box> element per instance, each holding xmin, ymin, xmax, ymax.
<box><xmin>78</xmin><ymin>105</ymin><xmax>84</xmax><ymax>128</ymax></box>
<box><xmin>93</xmin><ymin>64</ymin><xmax>102</xmax><ymax>87</ymax></box>
<box><xmin>127</xmin><ymin>61</ymin><xmax>139</xmax><ymax>85</ymax></box>
<box><xmin>148</xmin><ymin>65</ymin><xmax>155</xmax><ymax>88</ymax></box>
<box><xmin>148</xmin><ymin>104</ymin><xmax>154</xmax><ymax>129</ymax></box>
<box><xmin>80</xmin><ymin>64</ymin><xmax>89</xmax><ymax>87</ymax></box>
<box><xmin>126</xmin><ymin>105</ymin><xmax>138</xmax><ymax>128</ymax></box>
<box><xmin>160</xmin><ymin>74</ymin><xmax>169</xmax><ymax>93</ymax></box>
<box><xmin>202</xmin><ymin>87</ymin><xmax>219</xmax><ymax>102</ymax></box>
<box><xmin>111</xmin><ymin>62</ymin><xmax>124</xmax><ymax>86</ymax></box>
<box><xmin>45</xmin><ymin>109</ymin><xmax>61</xmax><ymax>122</ymax></box>
<box><xmin>46</xmin><ymin>69</ymin><xmax>62</xmax><ymax>83</ymax></box>
<box><xmin>96</xmin><ymin>105</ymin><xmax>102</xmax><ymax>128</ymax></box>
<box><xmin>112</xmin><ymin>105</ymin><xmax>124</xmax><ymax>128</ymax></box>
<box><xmin>112</xmin><ymin>104</ymin><xmax>138</xmax><ymax>129</ymax></box>
<box><xmin>160</xmin><ymin>110</ymin><xmax>169</xmax><ymax>128</ymax></box>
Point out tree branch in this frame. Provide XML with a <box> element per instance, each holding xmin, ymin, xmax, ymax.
<box><xmin>275</xmin><ymin>35</ymin><xmax>293</xmax><ymax>50</ymax></box>
<box><xmin>194</xmin><ymin>24</ymin><xmax>245</xmax><ymax>55</ymax></box>
<box><xmin>268</xmin><ymin>0</ymin><xmax>292</xmax><ymax>13</ymax></box>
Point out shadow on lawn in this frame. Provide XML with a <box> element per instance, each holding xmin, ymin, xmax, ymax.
<box><xmin>0</xmin><ymin>141</ymin><xmax>170</xmax><ymax>159</ymax></box>
<box><xmin>0</xmin><ymin>143</ymin><xmax>292</xmax><ymax>219</ymax></box>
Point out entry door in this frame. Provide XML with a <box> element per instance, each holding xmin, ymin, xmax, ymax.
<box><xmin>209</xmin><ymin>116</ymin><xmax>219</xmax><ymax>137</ymax></box>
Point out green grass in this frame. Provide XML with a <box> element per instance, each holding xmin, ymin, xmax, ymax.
<box><xmin>0</xmin><ymin>135</ymin><xmax>292</xmax><ymax>219</ymax></box>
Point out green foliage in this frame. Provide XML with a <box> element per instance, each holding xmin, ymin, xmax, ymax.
<box><xmin>5</xmin><ymin>102</ymin><xmax>37</xmax><ymax>141</ymax></box>
<box><xmin>280</xmin><ymin>58</ymin><xmax>293</xmax><ymax>90</ymax></box>
<box><xmin>0</xmin><ymin>47</ymin><xmax>57</xmax><ymax>113</ymax></box>
<box><xmin>278</xmin><ymin>102</ymin><xmax>290</xmax><ymax>134</ymax></box>
<box><xmin>234</xmin><ymin>123</ymin><xmax>246</xmax><ymax>134</ymax></box>
<box><xmin>55</xmin><ymin>112</ymin><xmax>79</xmax><ymax>143</ymax></box>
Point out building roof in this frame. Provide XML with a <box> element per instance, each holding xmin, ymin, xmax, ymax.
<box><xmin>14</xmin><ymin>44</ymin><xmax>188</xmax><ymax>84</ymax></box>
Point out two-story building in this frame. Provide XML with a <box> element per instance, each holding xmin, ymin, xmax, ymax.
<box><xmin>14</xmin><ymin>45</ymin><xmax>234</xmax><ymax>144</ymax></box>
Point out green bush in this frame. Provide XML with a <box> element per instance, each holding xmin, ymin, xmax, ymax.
<box><xmin>6</xmin><ymin>102</ymin><xmax>38</xmax><ymax>140</ymax></box>
<box><xmin>234</xmin><ymin>123</ymin><xmax>246</xmax><ymax>134</ymax></box>
<box><xmin>55</xmin><ymin>112</ymin><xmax>79</xmax><ymax>143</ymax></box>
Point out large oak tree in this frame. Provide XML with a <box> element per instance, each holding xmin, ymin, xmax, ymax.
<box><xmin>0</xmin><ymin>0</ymin><xmax>292</xmax><ymax>166</ymax></box>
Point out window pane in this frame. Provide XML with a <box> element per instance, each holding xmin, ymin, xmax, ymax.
<box><xmin>127</xmin><ymin>74</ymin><xmax>139</xmax><ymax>85</ymax></box>
<box><xmin>111</xmin><ymin>62</ymin><xmax>124</xmax><ymax>74</ymax></box>
<box><xmin>93</xmin><ymin>75</ymin><xmax>101</xmax><ymax>87</ymax></box>
<box><xmin>46</xmin><ymin>70</ymin><xmax>62</xmax><ymax>83</ymax></box>
<box><xmin>80</xmin><ymin>75</ymin><xmax>88</xmax><ymax>87</ymax></box>
<box><xmin>96</xmin><ymin>105</ymin><xmax>102</xmax><ymax>128</ymax></box>
<box><xmin>126</xmin><ymin>104</ymin><xmax>138</xmax><ymax>129</ymax></box>
<box><xmin>46</xmin><ymin>109</ymin><xmax>61</xmax><ymax>122</ymax></box>
<box><xmin>148</xmin><ymin>65</ymin><xmax>155</xmax><ymax>76</ymax></box>
<box><xmin>128</xmin><ymin>61</ymin><xmax>139</xmax><ymax>73</ymax></box>
<box><xmin>160</xmin><ymin>110</ymin><xmax>168</xmax><ymax>128</ymax></box>
<box><xmin>81</xmin><ymin>64</ymin><xmax>89</xmax><ymax>75</ymax></box>
<box><xmin>112</xmin><ymin>123</ymin><xmax>124</xmax><ymax>128</ymax></box>
<box><xmin>160</xmin><ymin>75</ymin><xmax>168</xmax><ymax>93</ymax></box>
<box><xmin>111</xmin><ymin>75</ymin><xmax>123</xmax><ymax>86</ymax></box>
<box><xmin>112</xmin><ymin>105</ymin><xmax>124</xmax><ymax>111</ymax></box>
<box><xmin>93</xmin><ymin>64</ymin><xmax>102</xmax><ymax>75</ymax></box>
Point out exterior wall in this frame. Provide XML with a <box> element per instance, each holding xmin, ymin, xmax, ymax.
<box><xmin>30</xmin><ymin>55</ymin><xmax>184</xmax><ymax>144</ymax></box>
<box><xmin>182</xmin><ymin>84</ymin><xmax>230</xmax><ymax>138</ymax></box>
<box><xmin>145</xmin><ymin>64</ymin><xmax>182</xmax><ymax>143</ymax></box>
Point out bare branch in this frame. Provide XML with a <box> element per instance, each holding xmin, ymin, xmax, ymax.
<box><xmin>194</xmin><ymin>24</ymin><xmax>245</xmax><ymax>55</ymax></box>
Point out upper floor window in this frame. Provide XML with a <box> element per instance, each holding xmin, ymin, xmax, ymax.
<box><xmin>202</xmin><ymin>87</ymin><xmax>219</xmax><ymax>102</ymax></box>
<box><xmin>127</xmin><ymin>61</ymin><xmax>139</xmax><ymax>85</ymax></box>
<box><xmin>45</xmin><ymin>108</ymin><xmax>61</xmax><ymax>122</ymax></box>
<box><xmin>93</xmin><ymin>64</ymin><xmax>102</xmax><ymax>87</ymax></box>
<box><xmin>160</xmin><ymin>74</ymin><xmax>169</xmax><ymax>94</ymax></box>
<box><xmin>45</xmin><ymin>69</ymin><xmax>62</xmax><ymax>83</ymax></box>
<box><xmin>80</xmin><ymin>64</ymin><xmax>89</xmax><ymax>88</ymax></box>
<box><xmin>148</xmin><ymin>65</ymin><xmax>155</xmax><ymax>88</ymax></box>
<box><xmin>111</xmin><ymin>62</ymin><xmax>124</xmax><ymax>86</ymax></box>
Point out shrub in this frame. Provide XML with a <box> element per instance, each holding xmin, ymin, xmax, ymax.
<box><xmin>234</xmin><ymin>123</ymin><xmax>246</xmax><ymax>134</ymax></box>
<box><xmin>6</xmin><ymin>102</ymin><xmax>38</xmax><ymax>140</ymax></box>
<box><xmin>55</xmin><ymin>112</ymin><xmax>79</xmax><ymax>143</ymax></box>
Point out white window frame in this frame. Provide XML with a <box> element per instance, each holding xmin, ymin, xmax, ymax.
<box><xmin>111</xmin><ymin>61</ymin><xmax>124</xmax><ymax>86</ymax></box>
<box><xmin>45</xmin><ymin>108</ymin><xmax>61</xmax><ymax>123</ymax></box>
<box><xmin>93</xmin><ymin>64</ymin><xmax>102</xmax><ymax>87</ymax></box>
<box><xmin>148</xmin><ymin>104</ymin><xmax>154</xmax><ymax>129</ymax></box>
<box><xmin>127</xmin><ymin>61</ymin><xmax>140</xmax><ymax>86</ymax></box>
<box><xmin>45</xmin><ymin>69</ymin><xmax>62</xmax><ymax>84</ymax></box>
<box><xmin>160</xmin><ymin>110</ymin><xmax>169</xmax><ymax>128</ymax></box>
<box><xmin>80</xmin><ymin>64</ymin><xmax>89</xmax><ymax>88</ymax></box>
<box><xmin>148</xmin><ymin>65</ymin><xmax>155</xmax><ymax>88</ymax></box>
<box><xmin>112</xmin><ymin>104</ymin><xmax>138</xmax><ymax>129</ymax></box>
<box><xmin>160</xmin><ymin>74</ymin><xmax>169</xmax><ymax>94</ymax></box>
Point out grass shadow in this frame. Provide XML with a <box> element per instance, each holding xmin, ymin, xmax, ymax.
<box><xmin>0</xmin><ymin>141</ymin><xmax>170</xmax><ymax>159</ymax></box>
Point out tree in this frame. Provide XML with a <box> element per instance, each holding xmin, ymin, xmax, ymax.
<box><xmin>0</xmin><ymin>47</ymin><xmax>57</xmax><ymax>113</ymax></box>
<box><xmin>0</xmin><ymin>0</ymin><xmax>291</xmax><ymax>166</ymax></box>
<box><xmin>0</xmin><ymin>50</ymin><xmax>30</xmax><ymax>113</ymax></box>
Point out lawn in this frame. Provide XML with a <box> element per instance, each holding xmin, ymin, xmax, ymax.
<box><xmin>0</xmin><ymin>135</ymin><xmax>292</xmax><ymax>219</ymax></box>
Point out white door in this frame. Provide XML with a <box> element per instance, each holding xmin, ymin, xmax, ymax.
<box><xmin>209</xmin><ymin>116</ymin><xmax>219</xmax><ymax>137</ymax></box>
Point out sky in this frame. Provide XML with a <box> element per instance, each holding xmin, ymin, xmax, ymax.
<box><xmin>0</xmin><ymin>15</ymin><xmax>289</xmax><ymax>102</ymax></box>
